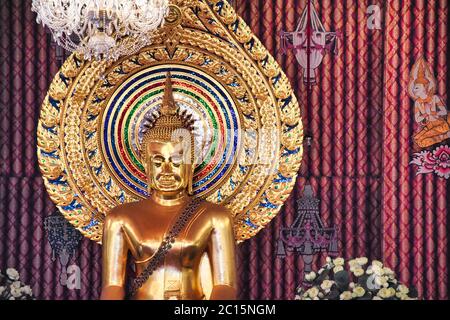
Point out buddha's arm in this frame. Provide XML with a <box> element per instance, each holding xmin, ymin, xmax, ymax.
<box><xmin>434</xmin><ymin>96</ymin><xmax>447</xmax><ymax>117</ymax></box>
<box><xmin>207</xmin><ymin>209</ymin><xmax>237</xmax><ymax>300</ymax></box>
<box><xmin>100</xmin><ymin>211</ymin><xmax>128</xmax><ymax>300</ymax></box>
<box><xmin>415</xmin><ymin>102</ymin><xmax>427</xmax><ymax>123</ymax></box>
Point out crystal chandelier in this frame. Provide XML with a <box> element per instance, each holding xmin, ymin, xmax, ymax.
<box><xmin>32</xmin><ymin>0</ymin><xmax>169</xmax><ymax>61</ymax></box>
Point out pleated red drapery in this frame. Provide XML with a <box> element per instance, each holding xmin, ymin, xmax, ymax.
<box><xmin>235</xmin><ymin>0</ymin><xmax>449</xmax><ymax>300</ymax></box>
<box><xmin>0</xmin><ymin>0</ymin><xmax>102</xmax><ymax>300</ymax></box>
<box><xmin>0</xmin><ymin>0</ymin><xmax>448</xmax><ymax>300</ymax></box>
<box><xmin>382</xmin><ymin>0</ymin><xmax>448</xmax><ymax>300</ymax></box>
<box><xmin>235</xmin><ymin>0</ymin><xmax>386</xmax><ymax>300</ymax></box>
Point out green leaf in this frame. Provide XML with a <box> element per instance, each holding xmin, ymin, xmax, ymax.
<box><xmin>326</xmin><ymin>288</ymin><xmax>340</xmax><ymax>300</ymax></box>
<box><xmin>334</xmin><ymin>270</ymin><xmax>350</xmax><ymax>291</ymax></box>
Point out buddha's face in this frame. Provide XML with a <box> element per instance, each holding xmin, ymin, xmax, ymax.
<box><xmin>145</xmin><ymin>140</ymin><xmax>191</xmax><ymax>195</ymax></box>
<box><xmin>413</xmin><ymin>83</ymin><xmax>428</xmax><ymax>99</ymax></box>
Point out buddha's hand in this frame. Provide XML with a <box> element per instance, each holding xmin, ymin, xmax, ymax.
<box><xmin>100</xmin><ymin>285</ymin><xmax>125</xmax><ymax>300</ymax></box>
<box><xmin>209</xmin><ymin>285</ymin><xmax>237</xmax><ymax>300</ymax></box>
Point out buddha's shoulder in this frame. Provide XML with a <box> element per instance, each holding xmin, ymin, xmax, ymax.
<box><xmin>105</xmin><ymin>201</ymin><xmax>142</xmax><ymax>220</ymax></box>
<box><xmin>200</xmin><ymin>200</ymin><xmax>233</xmax><ymax>218</ymax></box>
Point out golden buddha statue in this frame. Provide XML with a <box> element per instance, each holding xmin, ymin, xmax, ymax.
<box><xmin>409</xmin><ymin>58</ymin><xmax>450</xmax><ymax>149</ymax></box>
<box><xmin>100</xmin><ymin>72</ymin><xmax>237</xmax><ymax>300</ymax></box>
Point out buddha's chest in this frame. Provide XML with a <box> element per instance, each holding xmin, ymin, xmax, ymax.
<box><xmin>123</xmin><ymin>210</ymin><xmax>211</xmax><ymax>266</ymax></box>
<box><xmin>418</xmin><ymin>100</ymin><xmax>437</xmax><ymax>114</ymax></box>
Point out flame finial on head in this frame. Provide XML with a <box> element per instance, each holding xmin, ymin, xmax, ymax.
<box><xmin>140</xmin><ymin>72</ymin><xmax>196</xmax><ymax>161</ymax></box>
<box><xmin>415</xmin><ymin>59</ymin><xmax>430</xmax><ymax>85</ymax></box>
<box><xmin>160</xmin><ymin>71</ymin><xmax>177</xmax><ymax>116</ymax></box>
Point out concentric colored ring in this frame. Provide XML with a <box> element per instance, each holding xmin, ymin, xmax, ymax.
<box><xmin>101</xmin><ymin>65</ymin><xmax>240</xmax><ymax>198</ymax></box>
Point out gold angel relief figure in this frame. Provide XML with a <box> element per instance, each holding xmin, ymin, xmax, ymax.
<box><xmin>409</xmin><ymin>58</ymin><xmax>450</xmax><ymax>149</ymax></box>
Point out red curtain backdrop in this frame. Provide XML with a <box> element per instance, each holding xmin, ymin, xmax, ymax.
<box><xmin>0</xmin><ymin>0</ymin><xmax>448</xmax><ymax>300</ymax></box>
<box><xmin>0</xmin><ymin>0</ymin><xmax>102</xmax><ymax>300</ymax></box>
<box><xmin>382</xmin><ymin>0</ymin><xmax>449</xmax><ymax>300</ymax></box>
<box><xmin>236</xmin><ymin>0</ymin><xmax>386</xmax><ymax>300</ymax></box>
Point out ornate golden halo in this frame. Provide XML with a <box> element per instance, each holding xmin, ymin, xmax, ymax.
<box><xmin>165</xmin><ymin>4</ymin><xmax>183</xmax><ymax>27</ymax></box>
<box><xmin>37</xmin><ymin>0</ymin><xmax>303</xmax><ymax>243</ymax></box>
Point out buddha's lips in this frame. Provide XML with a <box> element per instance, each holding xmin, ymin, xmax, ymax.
<box><xmin>157</xmin><ymin>175</ymin><xmax>180</xmax><ymax>186</ymax></box>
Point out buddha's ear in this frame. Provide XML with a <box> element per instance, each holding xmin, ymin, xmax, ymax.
<box><xmin>140</xmin><ymin>143</ymin><xmax>147</xmax><ymax>171</ymax></box>
<box><xmin>141</xmin><ymin>155</ymin><xmax>147</xmax><ymax>173</ymax></box>
<box><xmin>183</xmin><ymin>138</ymin><xmax>195</xmax><ymax>195</ymax></box>
<box><xmin>144</xmin><ymin>152</ymin><xmax>154</xmax><ymax>196</ymax></box>
<box><xmin>187</xmin><ymin>163</ymin><xmax>194</xmax><ymax>196</ymax></box>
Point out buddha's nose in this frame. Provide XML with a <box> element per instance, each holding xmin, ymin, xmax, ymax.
<box><xmin>162</xmin><ymin>161</ymin><xmax>172</xmax><ymax>173</ymax></box>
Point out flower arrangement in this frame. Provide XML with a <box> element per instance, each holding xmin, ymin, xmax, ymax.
<box><xmin>295</xmin><ymin>257</ymin><xmax>419</xmax><ymax>300</ymax></box>
<box><xmin>0</xmin><ymin>268</ymin><xmax>34</xmax><ymax>300</ymax></box>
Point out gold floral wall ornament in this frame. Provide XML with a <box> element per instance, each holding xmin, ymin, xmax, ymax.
<box><xmin>165</xmin><ymin>4</ymin><xmax>183</xmax><ymax>27</ymax></box>
<box><xmin>37</xmin><ymin>0</ymin><xmax>303</xmax><ymax>243</ymax></box>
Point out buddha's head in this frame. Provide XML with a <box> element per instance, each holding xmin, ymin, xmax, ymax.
<box><xmin>409</xmin><ymin>58</ymin><xmax>436</xmax><ymax>100</ymax></box>
<box><xmin>140</xmin><ymin>72</ymin><xmax>196</xmax><ymax>197</ymax></box>
<box><xmin>412</xmin><ymin>76</ymin><xmax>430</xmax><ymax>99</ymax></box>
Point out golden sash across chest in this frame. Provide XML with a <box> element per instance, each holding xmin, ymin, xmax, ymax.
<box><xmin>163</xmin><ymin>238</ymin><xmax>183</xmax><ymax>300</ymax></box>
<box><xmin>127</xmin><ymin>198</ymin><xmax>203</xmax><ymax>298</ymax></box>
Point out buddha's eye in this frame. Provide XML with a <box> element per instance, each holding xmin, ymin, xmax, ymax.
<box><xmin>154</xmin><ymin>162</ymin><xmax>162</xmax><ymax>168</ymax></box>
<box><xmin>171</xmin><ymin>156</ymin><xmax>182</xmax><ymax>167</ymax></box>
<box><xmin>152</xmin><ymin>156</ymin><xmax>164</xmax><ymax>168</ymax></box>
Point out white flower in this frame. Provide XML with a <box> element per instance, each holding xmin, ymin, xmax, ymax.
<box><xmin>9</xmin><ymin>297</ymin><xmax>15</xmax><ymax>300</ymax></box>
<box><xmin>348</xmin><ymin>261</ymin><xmax>359</xmax><ymax>273</ymax></box>
<box><xmin>353</xmin><ymin>268</ymin><xmax>365</xmax><ymax>277</ymax></box>
<box><xmin>307</xmin><ymin>287</ymin><xmax>320</xmax><ymax>299</ymax></box>
<box><xmin>396</xmin><ymin>292</ymin><xmax>408</xmax><ymax>300</ymax></box>
<box><xmin>320</xmin><ymin>280</ymin><xmax>334</xmax><ymax>291</ymax></box>
<box><xmin>0</xmin><ymin>286</ymin><xmax>5</xmax><ymax>295</ymax></box>
<box><xmin>383</xmin><ymin>267</ymin><xmax>395</xmax><ymax>276</ymax></box>
<box><xmin>349</xmin><ymin>282</ymin><xmax>355</xmax><ymax>289</ymax></box>
<box><xmin>375</xmin><ymin>275</ymin><xmax>388</xmax><ymax>287</ymax></box>
<box><xmin>333</xmin><ymin>257</ymin><xmax>345</xmax><ymax>266</ymax></box>
<box><xmin>6</xmin><ymin>268</ymin><xmax>19</xmax><ymax>280</ymax></box>
<box><xmin>10</xmin><ymin>287</ymin><xmax>22</xmax><ymax>298</ymax></box>
<box><xmin>397</xmin><ymin>285</ymin><xmax>409</xmax><ymax>294</ymax></box>
<box><xmin>388</xmin><ymin>288</ymin><xmax>396</xmax><ymax>297</ymax></box>
<box><xmin>352</xmin><ymin>286</ymin><xmax>366</xmax><ymax>298</ymax></box>
<box><xmin>21</xmin><ymin>285</ymin><xmax>33</xmax><ymax>296</ymax></box>
<box><xmin>372</xmin><ymin>264</ymin><xmax>383</xmax><ymax>276</ymax></box>
<box><xmin>378</xmin><ymin>287</ymin><xmax>395</xmax><ymax>299</ymax></box>
<box><xmin>348</xmin><ymin>259</ymin><xmax>359</xmax><ymax>267</ymax></box>
<box><xmin>372</xmin><ymin>260</ymin><xmax>383</xmax><ymax>268</ymax></box>
<box><xmin>340</xmin><ymin>291</ymin><xmax>353</xmax><ymax>300</ymax></box>
<box><xmin>372</xmin><ymin>296</ymin><xmax>382</xmax><ymax>300</ymax></box>
<box><xmin>305</xmin><ymin>271</ymin><xmax>316</xmax><ymax>282</ymax></box>
<box><xmin>326</xmin><ymin>256</ymin><xmax>332</xmax><ymax>263</ymax></box>
<box><xmin>294</xmin><ymin>295</ymin><xmax>301</xmax><ymax>300</ymax></box>
<box><xmin>11</xmin><ymin>281</ymin><xmax>21</xmax><ymax>289</ymax></box>
<box><xmin>333</xmin><ymin>266</ymin><xmax>344</xmax><ymax>273</ymax></box>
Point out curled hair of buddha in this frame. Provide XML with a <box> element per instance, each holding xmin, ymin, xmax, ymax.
<box><xmin>140</xmin><ymin>72</ymin><xmax>196</xmax><ymax>165</ymax></box>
